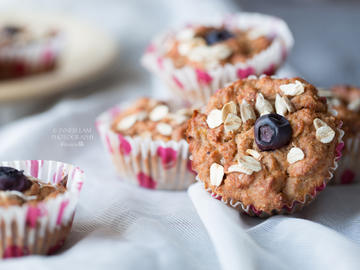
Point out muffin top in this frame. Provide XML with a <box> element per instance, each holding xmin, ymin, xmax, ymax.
<box><xmin>0</xmin><ymin>166</ymin><xmax>67</xmax><ymax>207</ymax></box>
<box><xmin>0</xmin><ymin>24</ymin><xmax>57</xmax><ymax>47</ymax></box>
<box><xmin>187</xmin><ymin>76</ymin><xmax>341</xmax><ymax>214</ymax></box>
<box><xmin>164</xmin><ymin>25</ymin><xmax>272</xmax><ymax>69</ymax></box>
<box><xmin>111</xmin><ymin>98</ymin><xmax>192</xmax><ymax>142</ymax></box>
<box><xmin>318</xmin><ymin>85</ymin><xmax>360</xmax><ymax>138</ymax></box>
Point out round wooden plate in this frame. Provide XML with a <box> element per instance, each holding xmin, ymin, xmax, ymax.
<box><xmin>0</xmin><ymin>12</ymin><xmax>117</xmax><ymax>102</ymax></box>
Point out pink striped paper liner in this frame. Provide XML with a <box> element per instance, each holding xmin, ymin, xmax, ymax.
<box><xmin>142</xmin><ymin>12</ymin><xmax>294</xmax><ymax>107</ymax></box>
<box><xmin>0</xmin><ymin>160</ymin><xmax>84</xmax><ymax>258</ymax></box>
<box><xmin>96</xmin><ymin>103</ymin><xmax>196</xmax><ymax>190</ymax></box>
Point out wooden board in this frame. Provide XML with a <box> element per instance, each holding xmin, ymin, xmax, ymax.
<box><xmin>0</xmin><ymin>11</ymin><xmax>117</xmax><ymax>102</ymax></box>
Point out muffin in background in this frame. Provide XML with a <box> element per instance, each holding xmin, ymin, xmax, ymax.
<box><xmin>0</xmin><ymin>160</ymin><xmax>84</xmax><ymax>258</ymax></box>
<box><xmin>318</xmin><ymin>85</ymin><xmax>360</xmax><ymax>184</ymax></box>
<box><xmin>96</xmin><ymin>98</ymin><xmax>196</xmax><ymax>190</ymax></box>
<box><xmin>142</xmin><ymin>13</ymin><xmax>294</xmax><ymax>107</ymax></box>
<box><xmin>187</xmin><ymin>76</ymin><xmax>343</xmax><ymax>217</ymax></box>
<box><xmin>0</xmin><ymin>23</ymin><xmax>63</xmax><ymax>79</ymax></box>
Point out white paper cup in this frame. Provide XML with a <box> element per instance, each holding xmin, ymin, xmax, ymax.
<box><xmin>0</xmin><ymin>160</ymin><xmax>84</xmax><ymax>258</ymax></box>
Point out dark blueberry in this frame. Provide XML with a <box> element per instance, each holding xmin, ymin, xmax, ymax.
<box><xmin>254</xmin><ymin>114</ymin><xmax>292</xmax><ymax>151</ymax></box>
<box><xmin>3</xmin><ymin>25</ymin><xmax>21</xmax><ymax>36</ymax></box>
<box><xmin>0</xmin><ymin>167</ymin><xmax>32</xmax><ymax>192</ymax></box>
<box><xmin>204</xmin><ymin>29</ymin><xmax>234</xmax><ymax>45</ymax></box>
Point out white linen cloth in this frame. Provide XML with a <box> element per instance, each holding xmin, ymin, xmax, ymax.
<box><xmin>0</xmin><ymin>0</ymin><xmax>359</xmax><ymax>270</ymax></box>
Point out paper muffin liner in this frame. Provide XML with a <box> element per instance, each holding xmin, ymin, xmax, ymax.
<box><xmin>142</xmin><ymin>12</ymin><xmax>294</xmax><ymax>107</ymax></box>
<box><xmin>96</xmin><ymin>104</ymin><xmax>196</xmax><ymax>190</ymax></box>
<box><xmin>0</xmin><ymin>160</ymin><xmax>84</xmax><ymax>258</ymax></box>
<box><xmin>331</xmin><ymin>134</ymin><xmax>360</xmax><ymax>184</ymax></box>
<box><xmin>196</xmin><ymin>125</ymin><xmax>344</xmax><ymax>218</ymax></box>
<box><xmin>0</xmin><ymin>33</ymin><xmax>63</xmax><ymax>79</ymax></box>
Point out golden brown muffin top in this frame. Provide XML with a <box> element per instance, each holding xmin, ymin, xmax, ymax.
<box><xmin>318</xmin><ymin>85</ymin><xmax>360</xmax><ymax>138</ymax></box>
<box><xmin>0</xmin><ymin>167</ymin><xmax>67</xmax><ymax>207</ymax></box>
<box><xmin>164</xmin><ymin>26</ymin><xmax>271</xmax><ymax>69</ymax></box>
<box><xmin>111</xmin><ymin>98</ymin><xmax>192</xmax><ymax>142</ymax></box>
<box><xmin>187</xmin><ymin>76</ymin><xmax>341</xmax><ymax>214</ymax></box>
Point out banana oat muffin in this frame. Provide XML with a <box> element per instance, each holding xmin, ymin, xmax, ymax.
<box><xmin>0</xmin><ymin>162</ymin><xmax>83</xmax><ymax>258</ymax></box>
<box><xmin>0</xmin><ymin>24</ymin><xmax>61</xmax><ymax>79</ymax></box>
<box><xmin>112</xmin><ymin>97</ymin><xmax>192</xmax><ymax>141</ymax></box>
<box><xmin>142</xmin><ymin>13</ymin><xmax>293</xmax><ymax>107</ymax></box>
<box><xmin>98</xmin><ymin>98</ymin><xmax>196</xmax><ymax>190</ymax></box>
<box><xmin>164</xmin><ymin>25</ymin><xmax>272</xmax><ymax>70</ymax></box>
<box><xmin>187</xmin><ymin>76</ymin><xmax>342</xmax><ymax>216</ymax></box>
<box><xmin>318</xmin><ymin>85</ymin><xmax>360</xmax><ymax>184</ymax></box>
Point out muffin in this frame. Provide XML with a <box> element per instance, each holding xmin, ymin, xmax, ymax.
<box><xmin>142</xmin><ymin>13</ymin><xmax>293</xmax><ymax>107</ymax></box>
<box><xmin>187</xmin><ymin>76</ymin><xmax>343</xmax><ymax>217</ymax></box>
<box><xmin>0</xmin><ymin>24</ymin><xmax>62</xmax><ymax>79</ymax></box>
<box><xmin>318</xmin><ymin>85</ymin><xmax>360</xmax><ymax>184</ymax></box>
<box><xmin>96</xmin><ymin>98</ymin><xmax>196</xmax><ymax>190</ymax></box>
<box><xmin>0</xmin><ymin>160</ymin><xmax>84</xmax><ymax>258</ymax></box>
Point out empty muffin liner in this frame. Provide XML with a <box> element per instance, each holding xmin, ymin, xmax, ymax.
<box><xmin>142</xmin><ymin>12</ymin><xmax>294</xmax><ymax>107</ymax></box>
<box><xmin>96</xmin><ymin>104</ymin><xmax>196</xmax><ymax>190</ymax></box>
<box><xmin>0</xmin><ymin>33</ymin><xmax>63</xmax><ymax>79</ymax></box>
<box><xmin>331</xmin><ymin>134</ymin><xmax>360</xmax><ymax>184</ymax></box>
<box><xmin>196</xmin><ymin>125</ymin><xmax>344</xmax><ymax>218</ymax></box>
<box><xmin>0</xmin><ymin>160</ymin><xmax>84</xmax><ymax>258</ymax></box>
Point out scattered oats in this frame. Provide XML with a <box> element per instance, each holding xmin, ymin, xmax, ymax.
<box><xmin>313</xmin><ymin>118</ymin><xmax>335</xmax><ymax>143</ymax></box>
<box><xmin>156</xmin><ymin>123</ymin><xmax>173</xmax><ymax>136</ymax></box>
<box><xmin>240</xmin><ymin>100</ymin><xmax>256</xmax><ymax>122</ymax></box>
<box><xmin>347</xmin><ymin>98</ymin><xmax>360</xmax><ymax>112</ymax></box>
<box><xmin>188</xmin><ymin>44</ymin><xmax>232</xmax><ymax>69</ymax></box>
<box><xmin>150</xmin><ymin>105</ymin><xmax>169</xmax><ymax>121</ymax></box>
<box><xmin>136</xmin><ymin>110</ymin><xmax>148</xmax><ymax>121</ymax></box>
<box><xmin>228</xmin><ymin>155</ymin><xmax>262</xmax><ymax>175</ymax></box>
<box><xmin>246</xmin><ymin>149</ymin><xmax>261</xmax><ymax>160</ymax></box>
<box><xmin>247</xmin><ymin>28</ymin><xmax>267</xmax><ymax>40</ymax></box>
<box><xmin>255</xmin><ymin>93</ymin><xmax>274</xmax><ymax>116</ymax></box>
<box><xmin>287</xmin><ymin>147</ymin><xmax>305</xmax><ymax>164</ymax></box>
<box><xmin>275</xmin><ymin>94</ymin><xmax>294</xmax><ymax>116</ymax></box>
<box><xmin>117</xmin><ymin>114</ymin><xmax>138</xmax><ymax>131</ymax></box>
<box><xmin>167</xmin><ymin>113</ymin><xmax>188</xmax><ymax>124</ymax></box>
<box><xmin>206</xmin><ymin>109</ymin><xmax>223</xmax><ymax>128</ymax></box>
<box><xmin>177</xmin><ymin>28</ymin><xmax>195</xmax><ymax>41</ymax></box>
<box><xmin>221</xmin><ymin>101</ymin><xmax>237</xmax><ymax>121</ymax></box>
<box><xmin>210</xmin><ymin>163</ymin><xmax>224</xmax><ymax>187</ymax></box>
<box><xmin>224</xmin><ymin>113</ymin><xmax>242</xmax><ymax>133</ymax></box>
<box><xmin>280</xmin><ymin>80</ymin><xmax>305</xmax><ymax>96</ymax></box>
<box><xmin>178</xmin><ymin>37</ymin><xmax>206</xmax><ymax>55</ymax></box>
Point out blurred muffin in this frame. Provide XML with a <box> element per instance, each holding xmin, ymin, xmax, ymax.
<box><xmin>0</xmin><ymin>160</ymin><xmax>84</xmax><ymax>258</ymax></box>
<box><xmin>97</xmin><ymin>98</ymin><xmax>196</xmax><ymax>190</ymax></box>
<box><xmin>318</xmin><ymin>85</ymin><xmax>360</xmax><ymax>184</ymax></box>
<box><xmin>0</xmin><ymin>23</ymin><xmax>63</xmax><ymax>79</ymax></box>
<box><xmin>142</xmin><ymin>12</ymin><xmax>293</xmax><ymax>107</ymax></box>
<box><xmin>187</xmin><ymin>76</ymin><xmax>343</xmax><ymax>217</ymax></box>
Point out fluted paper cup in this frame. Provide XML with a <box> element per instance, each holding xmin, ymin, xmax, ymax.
<box><xmin>196</xmin><ymin>125</ymin><xmax>344</xmax><ymax>218</ymax></box>
<box><xmin>142</xmin><ymin>12</ymin><xmax>294</xmax><ymax>107</ymax></box>
<box><xmin>96</xmin><ymin>104</ymin><xmax>196</xmax><ymax>190</ymax></box>
<box><xmin>0</xmin><ymin>160</ymin><xmax>84</xmax><ymax>258</ymax></box>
